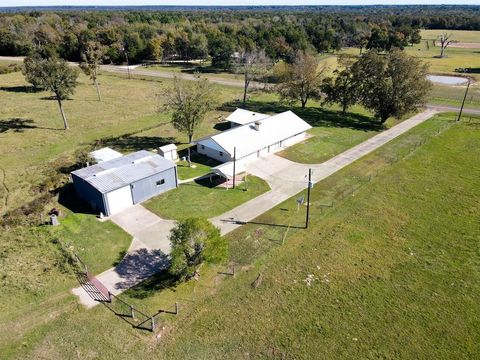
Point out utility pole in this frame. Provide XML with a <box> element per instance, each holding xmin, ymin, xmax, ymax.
<box><xmin>457</xmin><ymin>78</ymin><xmax>471</xmax><ymax>122</ymax></box>
<box><xmin>122</xmin><ymin>44</ymin><xmax>131</xmax><ymax>79</ymax></box>
<box><xmin>305</xmin><ymin>168</ymin><xmax>312</xmax><ymax>229</ymax></box>
<box><xmin>233</xmin><ymin>147</ymin><xmax>236</xmax><ymax>189</ymax></box>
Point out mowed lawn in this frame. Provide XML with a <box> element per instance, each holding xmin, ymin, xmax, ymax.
<box><xmin>144</xmin><ymin>175</ymin><xmax>270</xmax><ymax>220</ymax></box>
<box><xmin>278</xmin><ymin>104</ymin><xmax>402</xmax><ymax>163</ymax></box>
<box><xmin>4</xmin><ymin>113</ymin><xmax>479</xmax><ymax>359</ymax></box>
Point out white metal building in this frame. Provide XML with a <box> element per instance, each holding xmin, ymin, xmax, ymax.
<box><xmin>196</xmin><ymin>110</ymin><xmax>311</xmax><ymax>178</ymax></box>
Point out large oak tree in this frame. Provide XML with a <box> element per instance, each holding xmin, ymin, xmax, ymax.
<box><xmin>353</xmin><ymin>50</ymin><xmax>432</xmax><ymax>123</ymax></box>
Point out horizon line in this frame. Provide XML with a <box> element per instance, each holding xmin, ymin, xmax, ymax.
<box><xmin>1</xmin><ymin>3</ymin><xmax>479</xmax><ymax>7</ymax></box>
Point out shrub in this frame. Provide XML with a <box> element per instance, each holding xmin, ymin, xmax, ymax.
<box><xmin>168</xmin><ymin>217</ymin><xmax>227</xmax><ymax>281</ymax></box>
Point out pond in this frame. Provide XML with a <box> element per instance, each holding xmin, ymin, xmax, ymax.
<box><xmin>427</xmin><ymin>75</ymin><xmax>469</xmax><ymax>85</ymax></box>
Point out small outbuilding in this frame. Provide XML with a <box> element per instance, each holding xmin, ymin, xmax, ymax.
<box><xmin>158</xmin><ymin>144</ymin><xmax>179</xmax><ymax>162</ymax></box>
<box><xmin>71</xmin><ymin>150</ymin><xmax>178</xmax><ymax>216</ymax></box>
<box><xmin>89</xmin><ymin>147</ymin><xmax>123</xmax><ymax>163</ymax></box>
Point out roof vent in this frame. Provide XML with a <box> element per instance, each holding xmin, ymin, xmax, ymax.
<box><xmin>254</xmin><ymin>121</ymin><xmax>261</xmax><ymax>131</ymax></box>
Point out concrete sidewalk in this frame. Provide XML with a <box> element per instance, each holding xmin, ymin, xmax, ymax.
<box><xmin>73</xmin><ymin>108</ymin><xmax>439</xmax><ymax>307</ymax></box>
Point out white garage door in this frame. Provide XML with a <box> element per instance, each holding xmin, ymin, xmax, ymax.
<box><xmin>106</xmin><ymin>186</ymin><xmax>133</xmax><ymax>215</ymax></box>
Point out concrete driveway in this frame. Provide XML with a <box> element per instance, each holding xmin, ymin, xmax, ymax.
<box><xmin>72</xmin><ymin>205</ymin><xmax>175</xmax><ymax>307</ymax></box>
<box><xmin>109</xmin><ymin>204</ymin><xmax>174</xmax><ymax>253</ymax></box>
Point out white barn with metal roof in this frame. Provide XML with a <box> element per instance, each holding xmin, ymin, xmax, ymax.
<box><xmin>196</xmin><ymin>110</ymin><xmax>311</xmax><ymax>178</ymax></box>
<box><xmin>71</xmin><ymin>150</ymin><xmax>178</xmax><ymax>216</ymax></box>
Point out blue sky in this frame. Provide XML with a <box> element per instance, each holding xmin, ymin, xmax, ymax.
<box><xmin>0</xmin><ymin>0</ymin><xmax>479</xmax><ymax>6</ymax></box>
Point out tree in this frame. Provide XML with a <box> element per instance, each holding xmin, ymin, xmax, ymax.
<box><xmin>23</xmin><ymin>56</ymin><xmax>78</xmax><ymax>129</ymax></box>
<box><xmin>168</xmin><ymin>218</ymin><xmax>227</xmax><ymax>281</ymax></box>
<box><xmin>367</xmin><ymin>27</ymin><xmax>389</xmax><ymax>51</ymax></box>
<box><xmin>145</xmin><ymin>34</ymin><xmax>164</xmax><ymax>61</ymax></box>
<box><xmin>79</xmin><ymin>41</ymin><xmax>105</xmax><ymax>101</ymax></box>
<box><xmin>208</xmin><ymin>34</ymin><xmax>235</xmax><ymax>70</ymax></box>
<box><xmin>163</xmin><ymin>76</ymin><xmax>216</xmax><ymax>166</ymax></box>
<box><xmin>276</xmin><ymin>52</ymin><xmax>327</xmax><ymax>108</ymax></box>
<box><xmin>322</xmin><ymin>55</ymin><xmax>359</xmax><ymax>114</ymax></box>
<box><xmin>237</xmin><ymin>48</ymin><xmax>270</xmax><ymax>105</ymax></box>
<box><xmin>410</xmin><ymin>29</ymin><xmax>422</xmax><ymax>46</ymax></box>
<box><xmin>353</xmin><ymin>50</ymin><xmax>432</xmax><ymax>123</ymax></box>
<box><xmin>437</xmin><ymin>32</ymin><xmax>456</xmax><ymax>58</ymax></box>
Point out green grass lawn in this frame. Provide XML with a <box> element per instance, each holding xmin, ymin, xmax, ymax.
<box><xmin>429</xmin><ymin>82</ymin><xmax>480</xmax><ymax>109</ymax></box>
<box><xmin>404</xmin><ymin>44</ymin><xmax>480</xmax><ymax>79</ymax></box>
<box><xmin>0</xmin><ymin>205</ymin><xmax>131</xmax><ymax>352</ymax></box>
<box><xmin>155</xmin><ymin>113</ymin><xmax>480</xmax><ymax>358</ymax></box>
<box><xmin>4</xmin><ymin>113</ymin><xmax>478</xmax><ymax>359</ymax></box>
<box><xmin>278</xmin><ymin>104</ymin><xmax>402</xmax><ymax>163</ymax></box>
<box><xmin>175</xmin><ymin>152</ymin><xmax>221</xmax><ymax>180</ymax></box>
<box><xmin>144</xmin><ymin>175</ymin><xmax>270</xmax><ymax>220</ymax></box>
<box><xmin>176</xmin><ymin>160</ymin><xmax>212</xmax><ymax>180</ymax></box>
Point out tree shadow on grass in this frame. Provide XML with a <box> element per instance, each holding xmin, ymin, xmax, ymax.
<box><xmin>0</xmin><ymin>118</ymin><xmax>62</xmax><ymax>133</ymax></box>
<box><xmin>219</xmin><ymin>100</ymin><xmax>383</xmax><ymax>132</ymax></box>
<box><xmin>177</xmin><ymin>149</ymin><xmax>222</xmax><ymax>167</ymax></box>
<box><xmin>194</xmin><ymin>175</ymin><xmax>226</xmax><ymax>188</ymax></box>
<box><xmin>0</xmin><ymin>118</ymin><xmax>36</xmax><ymax>133</ymax></box>
<box><xmin>95</xmin><ymin>135</ymin><xmax>177</xmax><ymax>153</ymax></box>
<box><xmin>0</xmin><ymin>85</ymin><xmax>43</xmax><ymax>93</ymax></box>
<box><xmin>114</xmin><ymin>248</ymin><xmax>170</xmax><ymax>292</ymax></box>
<box><xmin>125</xmin><ymin>269</ymin><xmax>178</xmax><ymax>299</ymax></box>
<box><xmin>213</xmin><ymin>121</ymin><xmax>231</xmax><ymax>131</ymax></box>
<box><xmin>155</xmin><ymin>62</ymin><xmax>233</xmax><ymax>76</ymax></box>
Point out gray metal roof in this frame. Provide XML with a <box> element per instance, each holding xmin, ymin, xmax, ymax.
<box><xmin>72</xmin><ymin>150</ymin><xmax>176</xmax><ymax>194</ymax></box>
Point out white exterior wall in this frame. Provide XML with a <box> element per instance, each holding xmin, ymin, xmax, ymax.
<box><xmin>283</xmin><ymin>132</ymin><xmax>307</xmax><ymax>147</ymax></box>
<box><xmin>236</xmin><ymin>152</ymin><xmax>258</xmax><ymax>168</ymax></box>
<box><xmin>258</xmin><ymin>147</ymin><xmax>269</xmax><ymax>157</ymax></box>
<box><xmin>197</xmin><ymin>144</ymin><xmax>231</xmax><ymax>163</ymax></box>
<box><xmin>198</xmin><ymin>131</ymin><xmax>307</xmax><ymax>168</ymax></box>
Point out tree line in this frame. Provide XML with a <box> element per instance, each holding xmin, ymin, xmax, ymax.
<box><xmin>1</xmin><ymin>6</ymin><xmax>479</xmax><ymax>66</ymax></box>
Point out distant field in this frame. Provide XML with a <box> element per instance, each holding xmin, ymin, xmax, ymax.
<box><xmin>421</xmin><ymin>29</ymin><xmax>480</xmax><ymax>43</ymax></box>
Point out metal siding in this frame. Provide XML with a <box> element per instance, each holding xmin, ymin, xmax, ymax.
<box><xmin>72</xmin><ymin>173</ymin><xmax>107</xmax><ymax>215</ymax></box>
<box><xmin>131</xmin><ymin>167</ymin><xmax>177</xmax><ymax>204</ymax></box>
<box><xmin>197</xmin><ymin>144</ymin><xmax>231</xmax><ymax>163</ymax></box>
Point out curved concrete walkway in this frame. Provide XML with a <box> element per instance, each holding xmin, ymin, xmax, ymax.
<box><xmin>73</xmin><ymin>108</ymin><xmax>441</xmax><ymax>307</ymax></box>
